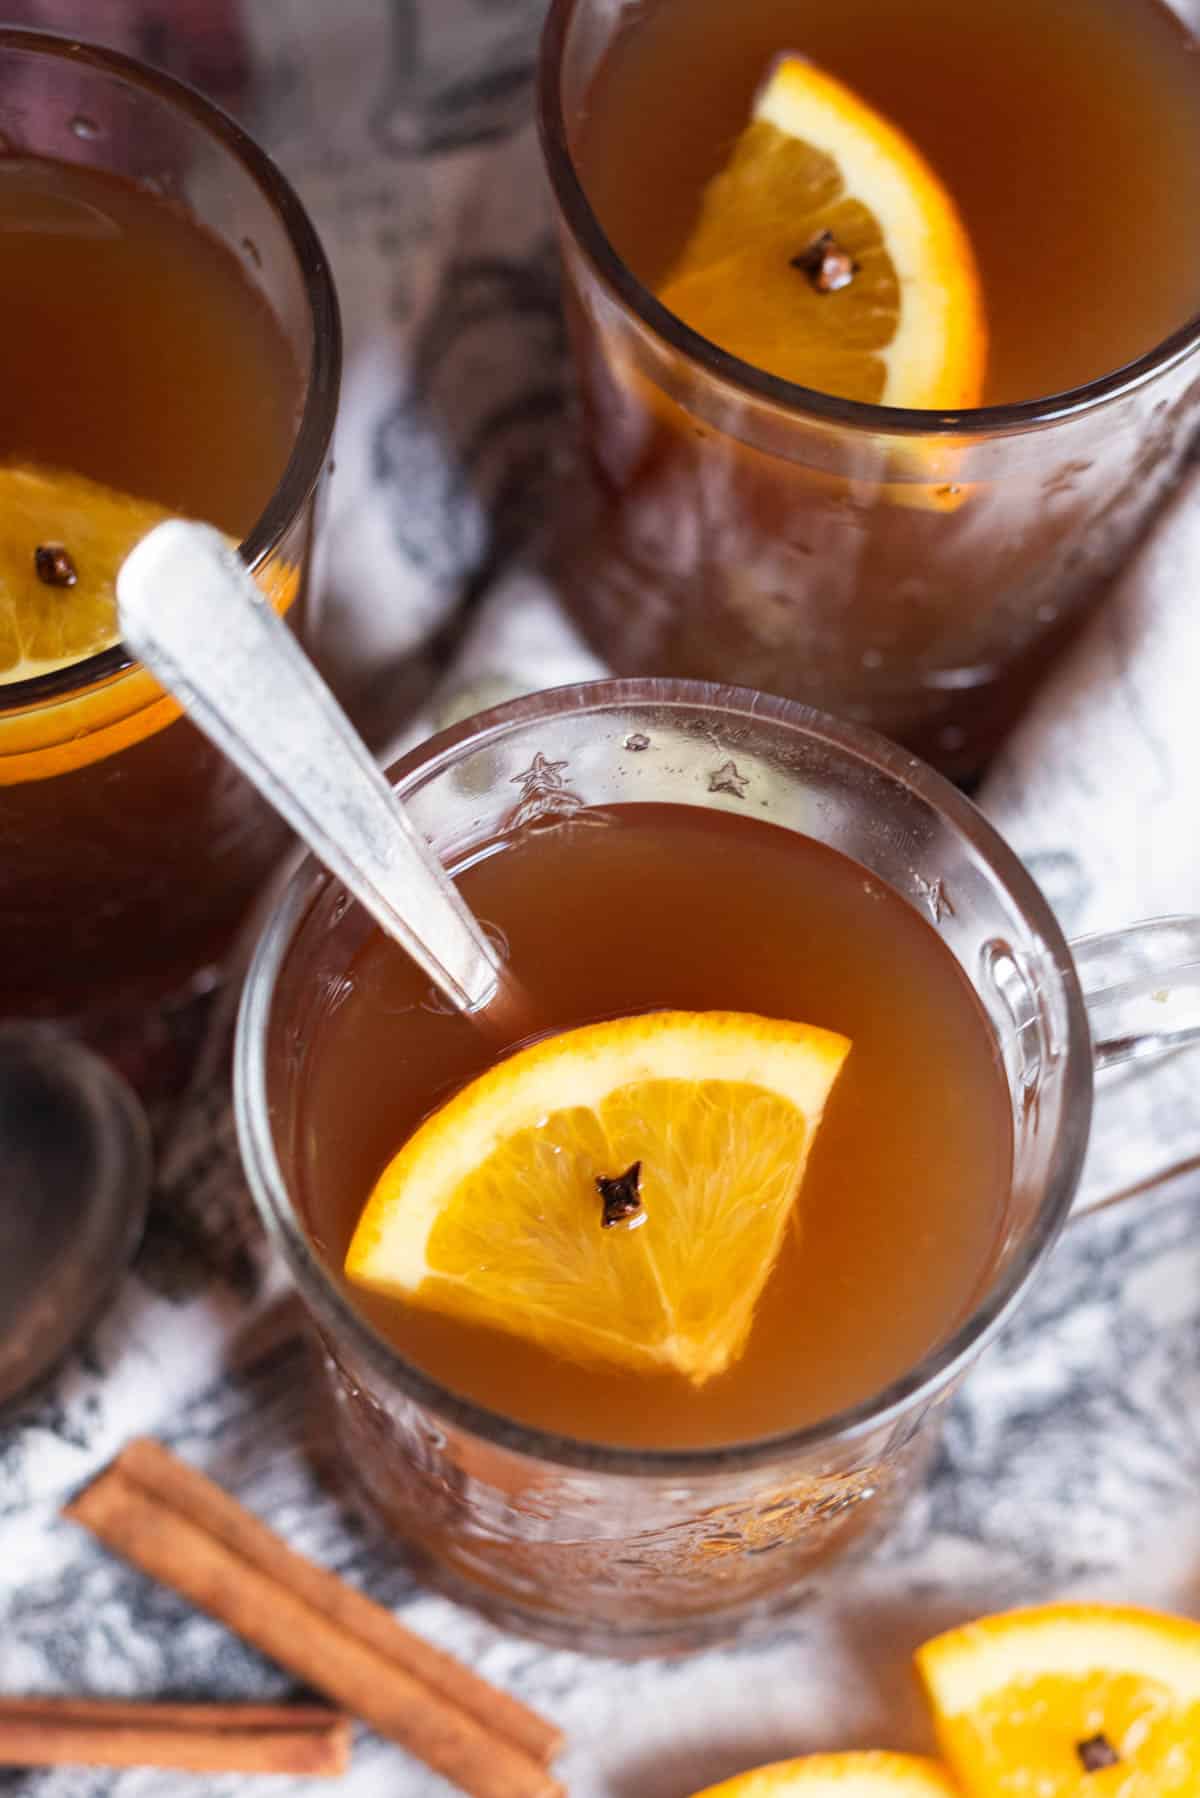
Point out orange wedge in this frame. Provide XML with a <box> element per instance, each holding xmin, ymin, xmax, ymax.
<box><xmin>686</xmin><ymin>1753</ymin><xmax>959</xmax><ymax>1796</ymax></box>
<box><xmin>0</xmin><ymin>463</ymin><xmax>297</xmax><ymax>785</ymax></box>
<box><xmin>0</xmin><ymin>462</ymin><xmax>174</xmax><ymax>681</ymax></box>
<box><xmin>658</xmin><ymin>56</ymin><xmax>986</xmax><ymax>408</ymax></box>
<box><xmin>917</xmin><ymin>1602</ymin><xmax>1200</xmax><ymax>1794</ymax></box>
<box><xmin>345</xmin><ymin>1009</ymin><xmax>850</xmax><ymax>1383</ymax></box>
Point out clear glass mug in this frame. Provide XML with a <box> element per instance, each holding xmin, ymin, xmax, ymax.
<box><xmin>235</xmin><ymin>680</ymin><xmax>1200</xmax><ymax>1656</ymax></box>
<box><xmin>537</xmin><ymin>0</ymin><xmax>1200</xmax><ymax>780</ymax></box>
<box><xmin>0</xmin><ymin>28</ymin><xmax>341</xmax><ymax>1052</ymax></box>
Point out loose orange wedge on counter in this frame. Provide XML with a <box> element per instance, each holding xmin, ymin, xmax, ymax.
<box><xmin>686</xmin><ymin>1752</ymin><xmax>959</xmax><ymax>1796</ymax></box>
<box><xmin>917</xmin><ymin>1602</ymin><xmax>1200</xmax><ymax>1795</ymax></box>
<box><xmin>345</xmin><ymin>1009</ymin><xmax>850</xmax><ymax>1383</ymax></box>
<box><xmin>658</xmin><ymin>56</ymin><xmax>986</xmax><ymax>409</ymax></box>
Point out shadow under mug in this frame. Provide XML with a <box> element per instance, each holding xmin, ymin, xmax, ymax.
<box><xmin>235</xmin><ymin>679</ymin><xmax>1200</xmax><ymax>1656</ymax></box>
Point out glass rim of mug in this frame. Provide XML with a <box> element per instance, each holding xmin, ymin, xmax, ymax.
<box><xmin>0</xmin><ymin>25</ymin><xmax>342</xmax><ymax>708</ymax></box>
<box><xmin>235</xmin><ymin>677</ymin><xmax>1094</xmax><ymax>1478</ymax></box>
<box><xmin>536</xmin><ymin>0</ymin><xmax>1200</xmax><ymax>442</ymax></box>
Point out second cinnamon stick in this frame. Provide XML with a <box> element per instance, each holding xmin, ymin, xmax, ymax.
<box><xmin>116</xmin><ymin>1437</ymin><xmax>561</xmax><ymax>1766</ymax></box>
<box><xmin>66</xmin><ymin>1457</ymin><xmax>560</xmax><ymax>1798</ymax></box>
<box><xmin>0</xmin><ymin>1699</ymin><xmax>349</xmax><ymax>1775</ymax></box>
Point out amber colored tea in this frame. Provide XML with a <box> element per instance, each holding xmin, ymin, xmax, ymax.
<box><xmin>0</xmin><ymin>156</ymin><xmax>303</xmax><ymax>1019</ymax></box>
<box><xmin>295</xmin><ymin>804</ymin><xmax>1012</xmax><ymax>1451</ymax></box>
<box><xmin>575</xmin><ymin>0</ymin><xmax>1200</xmax><ymax>406</ymax></box>
<box><xmin>543</xmin><ymin>0</ymin><xmax>1200</xmax><ymax>777</ymax></box>
<box><xmin>0</xmin><ymin>158</ymin><xmax>297</xmax><ymax>536</ymax></box>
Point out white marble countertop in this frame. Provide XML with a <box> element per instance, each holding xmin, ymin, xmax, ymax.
<box><xmin>4</xmin><ymin>2</ymin><xmax>1200</xmax><ymax>1792</ymax></box>
<box><xmin>2</xmin><ymin>1063</ymin><xmax>1198</xmax><ymax>1798</ymax></box>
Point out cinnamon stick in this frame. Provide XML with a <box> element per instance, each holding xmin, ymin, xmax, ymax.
<box><xmin>0</xmin><ymin>1698</ymin><xmax>349</xmax><ymax>1775</ymax></box>
<box><xmin>117</xmin><ymin>1437</ymin><xmax>561</xmax><ymax>1765</ymax></box>
<box><xmin>66</xmin><ymin>1442</ymin><xmax>562</xmax><ymax>1798</ymax></box>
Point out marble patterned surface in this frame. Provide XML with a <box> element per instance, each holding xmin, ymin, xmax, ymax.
<box><xmin>1</xmin><ymin>1066</ymin><xmax>1198</xmax><ymax>1798</ymax></box>
<box><xmin>3</xmin><ymin>1</ymin><xmax>1200</xmax><ymax>1793</ymax></box>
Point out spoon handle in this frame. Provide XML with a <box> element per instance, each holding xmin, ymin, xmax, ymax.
<box><xmin>117</xmin><ymin>521</ymin><xmax>500</xmax><ymax>1015</ymax></box>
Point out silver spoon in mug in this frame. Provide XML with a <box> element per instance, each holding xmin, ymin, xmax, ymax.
<box><xmin>1</xmin><ymin>518</ymin><xmax>534</xmax><ymax>1413</ymax></box>
<box><xmin>116</xmin><ymin>521</ymin><xmax>531</xmax><ymax>1039</ymax></box>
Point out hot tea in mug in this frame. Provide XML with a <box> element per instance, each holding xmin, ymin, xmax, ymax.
<box><xmin>238</xmin><ymin>681</ymin><xmax>1200</xmax><ymax>1654</ymax></box>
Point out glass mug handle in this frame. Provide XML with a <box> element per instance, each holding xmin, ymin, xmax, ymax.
<box><xmin>1069</xmin><ymin>914</ymin><xmax>1200</xmax><ymax>1219</ymax></box>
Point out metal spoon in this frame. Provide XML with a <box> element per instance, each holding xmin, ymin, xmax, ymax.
<box><xmin>116</xmin><ymin>520</ymin><xmax>528</xmax><ymax>1034</ymax></box>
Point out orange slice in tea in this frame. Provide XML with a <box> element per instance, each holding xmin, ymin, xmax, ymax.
<box><xmin>916</xmin><ymin>1602</ymin><xmax>1200</xmax><ymax>1795</ymax></box>
<box><xmin>0</xmin><ymin>462</ymin><xmax>174</xmax><ymax>680</ymax></box>
<box><xmin>345</xmin><ymin>1010</ymin><xmax>850</xmax><ymax>1383</ymax></box>
<box><xmin>657</xmin><ymin>56</ymin><xmax>986</xmax><ymax>408</ymax></box>
<box><xmin>685</xmin><ymin>1753</ymin><xmax>959</xmax><ymax>1796</ymax></box>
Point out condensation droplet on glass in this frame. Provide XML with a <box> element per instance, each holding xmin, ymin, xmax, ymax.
<box><xmin>69</xmin><ymin>114</ymin><xmax>102</xmax><ymax>141</ymax></box>
<box><xmin>241</xmin><ymin>236</ymin><xmax>262</xmax><ymax>269</ymax></box>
